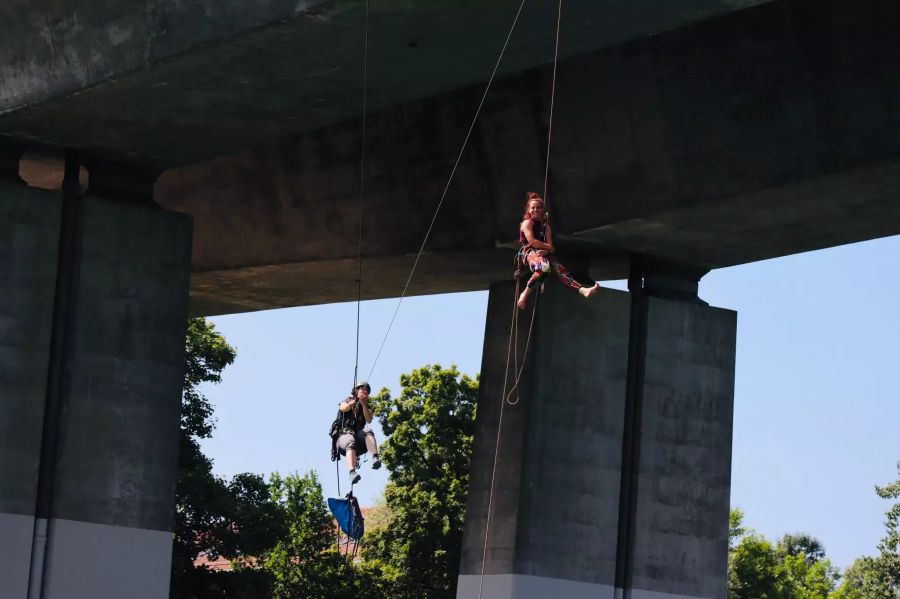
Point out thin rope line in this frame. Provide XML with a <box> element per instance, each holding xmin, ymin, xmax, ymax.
<box><xmin>505</xmin><ymin>0</ymin><xmax>561</xmax><ymax>405</ymax></box>
<box><xmin>504</xmin><ymin>291</ymin><xmax>538</xmax><ymax>404</ymax></box>
<box><xmin>477</xmin><ymin>281</ymin><xmax>522</xmax><ymax>599</ymax></box>
<box><xmin>510</xmin><ymin>288</ymin><xmax>520</xmax><ymax>405</ymax></box>
<box><xmin>542</xmin><ymin>0</ymin><xmax>563</xmax><ymax>205</ymax></box>
<box><xmin>367</xmin><ymin>0</ymin><xmax>529</xmax><ymax>381</ymax></box>
<box><xmin>353</xmin><ymin>0</ymin><xmax>370</xmax><ymax>390</ymax></box>
<box><xmin>334</xmin><ymin>462</ymin><xmax>342</xmax><ymax>548</ymax></box>
<box><xmin>480</xmin><ymin>5</ymin><xmax>563</xmax><ymax>593</ymax></box>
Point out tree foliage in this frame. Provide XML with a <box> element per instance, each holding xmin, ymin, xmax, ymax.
<box><xmin>258</xmin><ymin>471</ymin><xmax>376</xmax><ymax>599</ymax></box>
<box><xmin>181</xmin><ymin>318</ymin><xmax>237</xmax><ymax>439</ymax></box>
<box><xmin>730</xmin><ymin>508</ymin><xmax>748</xmax><ymax>551</ymax></box>
<box><xmin>363</xmin><ymin>364</ymin><xmax>478</xmax><ymax>599</ymax></box>
<box><xmin>874</xmin><ymin>463</ymin><xmax>900</xmax><ymax>595</ymax></box>
<box><xmin>729</xmin><ymin>533</ymin><xmax>783</xmax><ymax>599</ymax></box>
<box><xmin>728</xmin><ymin>509</ymin><xmax>839</xmax><ymax>599</ymax></box>
<box><xmin>171</xmin><ymin>318</ymin><xmax>281</xmax><ymax>598</ymax></box>
<box><xmin>832</xmin><ymin>463</ymin><xmax>900</xmax><ymax>598</ymax></box>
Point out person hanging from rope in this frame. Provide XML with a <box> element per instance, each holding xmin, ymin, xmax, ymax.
<box><xmin>517</xmin><ymin>191</ymin><xmax>600</xmax><ymax>309</ymax></box>
<box><xmin>331</xmin><ymin>381</ymin><xmax>381</xmax><ymax>486</ymax></box>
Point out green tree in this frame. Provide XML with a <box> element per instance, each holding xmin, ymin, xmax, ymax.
<box><xmin>832</xmin><ymin>556</ymin><xmax>893</xmax><ymax>599</ymax></box>
<box><xmin>259</xmin><ymin>471</ymin><xmax>382</xmax><ymax>599</ymax></box>
<box><xmin>171</xmin><ymin>318</ymin><xmax>282</xmax><ymax>598</ymax></box>
<box><xmin>874</xmin><ymin>463</ymin><xmax>900</xmax><ymax>594</ymax></box>
<box><xmin>363</xmin><ymin>364</ymin><xmax>478</xmax><ymax>599</ymax></box>
<box><xmin>730</xmin><ymin>508</ymin><xmax>747</xmax><ymax>550</ymax></box>
<box><xmin>729</xmin><ymin>533</ymin><xmax>782</xmax><ymax>599</ymax></box>
<box><xmin>833</xmin><ymin>463</ymin><xmax>900</xmax><ymax>598</ymax></box>
<box><xmin>727</xmin><ymin>514</ymin><xmax>838</xmax><ymax>599</ymax></box>
<box><xmin>779</xmin><ymin>533</ymin><xmax>826</xmax><ymax>565</ymax></box>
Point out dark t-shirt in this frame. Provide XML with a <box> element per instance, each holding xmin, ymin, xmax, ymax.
<box><xmin>338</xmin><ymin>397</ymin><xmax>367</xmax><ymax>434</ymax></box>
<box><xmin>519</xmin><ymin>218</ymin><xmax>546</xmax><ymax>247</ymax></box>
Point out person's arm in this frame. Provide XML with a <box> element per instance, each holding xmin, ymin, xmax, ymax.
<box><xmin>339</xmin><ymin>396</ymin><xmax>356</xmax><ymax>412</ymax></box>
<box><xmin>521</xmin><ymin>220</ymin><xmax>554</xmax><ymax>252</ymax></box>
<box><xmin>359</xmin><ymin>395</ymin><xmax>374</xmax><ymax>423</ymax></box>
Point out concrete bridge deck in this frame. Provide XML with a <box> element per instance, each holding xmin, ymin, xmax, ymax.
<box><xmin>8</xmin><ymin>0</ymin><xmax>900</xmax><ymax>316</ymax></box>
<box><xmin>2</xmin><ymin>1</ymin><xmax>899</xmax><ymax>597</ymax></box>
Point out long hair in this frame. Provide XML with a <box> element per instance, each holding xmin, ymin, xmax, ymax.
<box><xmin>522</xmin><ymin>191</ymin><xmax>546</xmax><ymax>222</ymax></box>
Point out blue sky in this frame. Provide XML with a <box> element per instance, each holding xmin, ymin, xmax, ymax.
<box><xmin>201</xmin><ymin>234</ymin><xmax>900</xmax><ymax>570</ymax></box>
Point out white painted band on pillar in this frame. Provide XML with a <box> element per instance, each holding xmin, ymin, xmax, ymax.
<box><xmin>456</xmin><ymin>575</ymin><xmax>714</xmax><ymax>599</ymax></box>
<box><xmin>40</xmin><ymin>518</ymin><xmax>173</xmax><ymax>599</ymax></box>
<box><xmin>624</xmin><ymin>589</ymin><xmax>716</xmax><ymax>599</ymax></box>
<box><xmin>456</xmin><ymin>574</ymin><xmax>616</xmax><ymax>599</ymax></box>
<box><xmin>0</xmin><ymin>512</ymin><xmax>36</xmax><ymax>599</ymax></box>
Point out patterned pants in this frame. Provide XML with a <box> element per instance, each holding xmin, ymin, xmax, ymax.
<box><xmin>523</xmin><ymin>249</ymin><xmax>582</xmax><ymax>291</ymax></box>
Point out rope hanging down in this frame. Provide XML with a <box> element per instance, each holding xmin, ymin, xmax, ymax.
<box><xmin>366</xmin><ymin>0</ymin><xmax>530</xmax><ymax>382</ymax></box>
<box><xmin>338</xmin><ymin>0</ymin><xmax>370</xmax><ymax>510</ymax></box>
<box><xmin>353</xmin><ymin>0</ymin><xmax>370</xmax><ymax>390</ymax></box>
<box><xmin>479</xmin><ymin>2</ymin><xmax>564</xmax><ymax>598</ymax></box>
<box><xmin>501</xmin><ymin>0</ymin><xmax>563</xmax><ymax>407</ymax></box>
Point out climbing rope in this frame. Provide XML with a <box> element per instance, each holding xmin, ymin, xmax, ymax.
<box><xmin>479</xmin><ymin>1</ymin><xmax>564</xmax><ymax>596</ymax></box>
<box><xmin>353</xmin><ymin>0</ymin><xmax>370</xmax><ymax>390</ymax></box>
<box><xmin>503</xmin><ymin>279</ymin><xmax>538</xmax><ymax>405</ymax></box>
<box><xmin>542</xmin><ymin>0</ymin><xmax>562</xmax><ymax>205</ymax></box>
<box><xmin>501</xmin><ymin>0</ymin><xmax>563</xmax><ymax>407</ymax></box>
<box><xmin>366</xmin><ymin>0</ymin><xmax>530</xmax><ymax>382</ymax></box>
<box><xmin>335</xmin><ymin>0</ymin><xmax>370</xmax><ymax>519</ymax></box>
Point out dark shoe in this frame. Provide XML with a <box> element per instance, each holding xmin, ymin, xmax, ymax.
<box><xmin>349</xmin><ymin>470</ymin><xmax>361</xmax><ymax>485</ymax></box>
<box><xmin>371</xmin><ymin>455</ymin><xmax>381</xmax><ymax>470</ymax></box>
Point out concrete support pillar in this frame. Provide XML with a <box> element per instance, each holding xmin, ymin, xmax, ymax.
<box><xmin>458</xmin><ymin>278</ymin><xmax>736</xmax><ymax>599</ymax></box>
<box><xmin>0</xmin><ymin>167</ymin><xmax>62</xmax><ymax>599</ymax></box>
<box><xmin>0</xmin><ymin>150</ymin><xmax>192</xmax><ymax>599</ymax></box>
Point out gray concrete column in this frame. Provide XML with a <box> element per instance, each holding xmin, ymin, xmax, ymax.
<box><xmin>623</xmin><ymin>296</ymin><xmax>736</xmax><ymax>599</ymax></box>
<box><xmin>1</xmin><ymin>151</ymin><xmax>192</xmax><ymax>599</ymax></box>
<box><xmin>458</xmin><ymin>279</ymin><xmax>736</xmax><ymax>599</ymax></box>
<box><xmin>0</xmin><ymin>178</ymin><xmax>62</xmax><ymax>599</ymax></box>
<box><xmin>35</xmin><ymin>192</ymin><xmax>192</xmax><ymax>599</ymax></box>
<box><xmin>458</xmin><ymin>281</ymin><xmax>633</xmax><ymax>598</ymax></box>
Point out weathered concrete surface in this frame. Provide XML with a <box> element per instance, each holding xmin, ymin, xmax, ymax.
<box><xmin>47</xmin><ymin>197</ymin><xmax>192</xmax><ymax>532</ymax></box>
<box><xmin>459</xmin><ymin>282</ymin><xmax>631</xmax><ymax>596</ymax></box>
<box><xmin>0</xmin><ymin>0</ymin><xmax>765</xmax><ymax>166</ymax></box>
<box><xmin>0</xmin><ymin>186</ymin><xmax>193</xmax><ymax>598</ymax></box>
<box><xmin>0</xmin><ymin>0</ymin><xmax>335</xmax><ymax>115</ymax></box>
<box><xmin>4</xmin><ymin>0</ymin><xmax>899</xmax><ymax>317</ymax></box>
<box><xmin>139</xmin><ymin>0</ymin><xmax>900</xmax><ymax>316</ymax></box>
<box><xmin>0</xmin><ymin>181</ymin><xmax>61</xmax><ymax>599</ymax></box>
<box><xmin>627</xmin><ymin>297</ymin><xmax>736</xmax><ymax>598</ymax></box>
<box><xmin>459</xmin><ymin>283</ymin><xmax>736</xmax><ymax>598</ymax></box>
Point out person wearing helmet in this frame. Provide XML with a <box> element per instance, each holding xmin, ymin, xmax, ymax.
<box><xmin>335</xmin><ymin>381</ymin><xmax>381</xmax><ymax>485</ymax></box>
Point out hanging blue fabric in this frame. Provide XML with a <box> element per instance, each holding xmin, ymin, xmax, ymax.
<box><xmin>328</xmin><ymin>492</ymin><xmax>364</xmax><ymax>541</ymax></box>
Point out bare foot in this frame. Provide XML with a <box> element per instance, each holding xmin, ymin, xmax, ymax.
<box><xmin>517</xmin><ymin>288</ymin><xmax>532</xmax><ymax>309</ymax></box>
<box><xmin>579</xmin><ymin>283</ymin><xmax>600</xmax><ymax>299</ymax></box>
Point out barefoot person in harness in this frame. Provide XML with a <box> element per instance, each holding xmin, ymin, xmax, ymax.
<box><xmin>517</xmin><ymin>191</ymin><xmax>600</xmax><ymax>309</ymax></box>
<box><xmin>332</xmin><ymin>381</ymin><xmax>381</xmax><ymax>486</ymax></box>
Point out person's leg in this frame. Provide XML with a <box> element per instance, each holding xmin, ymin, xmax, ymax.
<box><xmin>338</xmin><ymin>432</ymin><xmax>361</xmax><ymax>484</ymax></box>
<box><xmin>518</xmin><ymin>252</ymin><xmax>548</xmax><ymax>309</ymax></box>
<box><xmin>549</xmin><ymin>257</ymin><xmax>600</xmax><ymax>298</ymax></box>
<box><xmin>345</xmin><ymin>449</ymin><xmax>359</xmax><ymax>483</ymax></box>
<box><xmin>364</xmin><ymin>426</ymin><xmax>380</xmax><ymax>469</ymax></box>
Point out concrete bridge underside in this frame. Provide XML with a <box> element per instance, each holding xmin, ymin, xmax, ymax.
<box><xmin>2</xmin><ymin>0</ymin><xmax>899</xmax><ymax>597</ymax></box>
<box><xmin>4</xmin><ymin>0</ymin><xmax>898</xmax><ymax>316</ymax></box>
